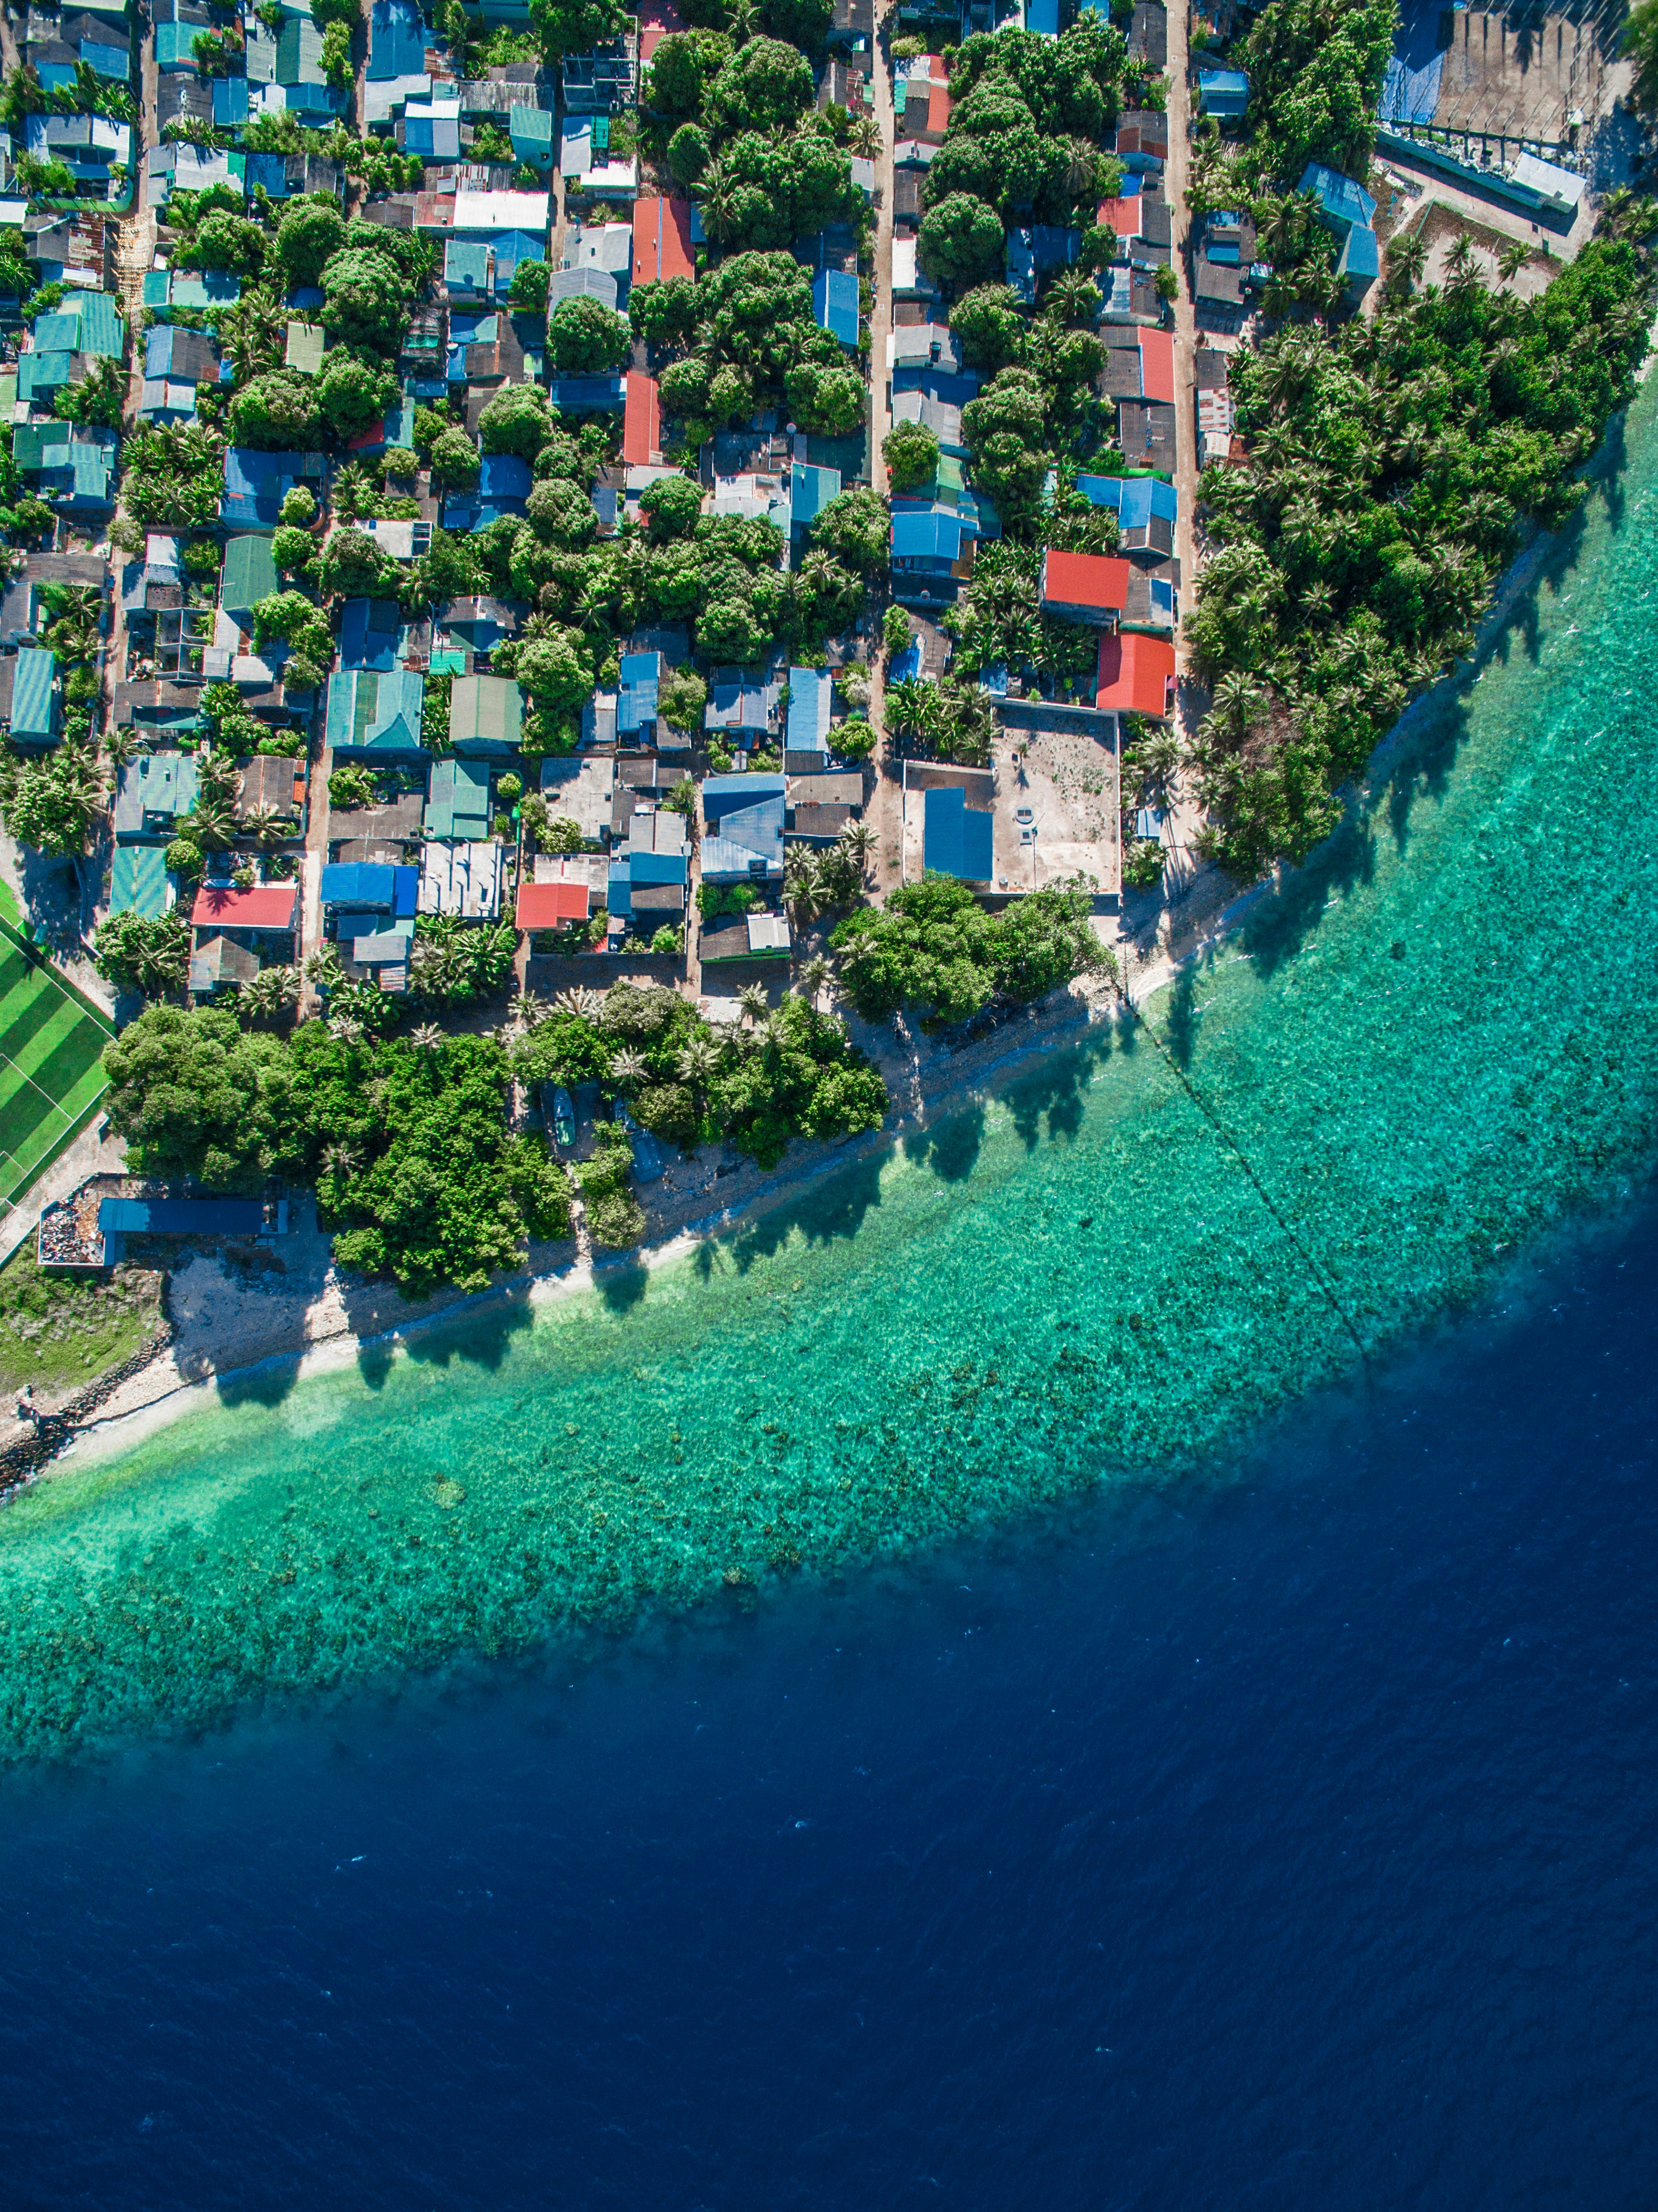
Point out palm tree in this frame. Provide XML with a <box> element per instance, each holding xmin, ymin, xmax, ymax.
<box><xmin>676</xmin><ymin>1036</ymin><xmax>720</xmax><ymax>1086</ymax></box>
<box><xmin>725</xmin><ymin>0</ymin><xmax>759</xmax><ymax>37</ymax></box>
<box><xmin>102</xmin><ymin>725</ymin><xmax>137</xmax><ymax>769</ymax></box>
<box><xmin>694</xmin><ymin>158</ymin><xmax>739</xmax><ymax>244</ymax></box>
<box><xmin>1138</xmin><ymin>727</ymin><xmax>1183</xmax><ymax>799</ymax></box>
<box><xmin>610</xmin><ymin>1047</ymin><xmax>648</xmax><ymax>1088</ymax></box>
<box><xmin>557</xmin><ymin>986</ymin><xmax>602</xmax><ymax>1021</ymax></box>
<box><xmin>796</xmin><ymin>953</ymin><xmax>830</xmax><ymax>1004</ymax></box>
<box><xmin>321</xmin><ymin>1141</ymin><xmax>358</xmax><ymax>1179</ymax></box>
<box><xmin>847</xmin><ymin>114</ymin><xmax>880</xmax><ymax>159</ymax></box>
<box><xmin>240</xmin><ymin>804</ymin><xmax>288</xmax><ymax>851</ymax></box>
<box><xmin>1300</xmin><ymin>578</ymin><xmax>1336</xmax><ymax>624</ymax></box>
<box><xmin>1386</xmin><ymin>229</ymin><xmax>1428</xmax><ymax>295</ymax></box>
<box><xmin>184</xmin><ymin>795</ymin><xmax>238</xmax><ymax>850</ymax></box>
<box><xmin>410</xmin><ymin>1022</ymin><xmax>443</xmax><ymax>1052</ymax></box>
<box><xmin>886</xmin><ymin>677</ymin><xmax>938</xmax><ymax>738</ymax></box>
<box><xmin>1497</xmin><ymin>236</ymin><xmax>1529</xmax><ymax>285</ymax></box>
<box><xmin>838</xmin><ymin>820</ymin><xmax>876</xmax><ymax>874</ymax></box>
<box><xmin>783</xmin><ymin>848</ymin><xmax>822</xmax><ymax>921</ymax></box>
<box><xmin>328</xmin><ymin>1016</ymin><xmax>364</xmax><ymax>1045</ymax></box>
<box><xmin>1043</xmin><ymin>267</ymin><xmax>1102</xmax><ymax>329</ymax></box>
<box><xmin>306</xmin><ymin>945</ymin><xmax>344</xmax><ymax>991</ymax></box>
<box><xmin>1206</xmin><ymin>669</ymin><xmax>1265</xmax><ymax>745</ymax></box>
<box><xmin>738</xmin><ymin>982</ymin><xmax>769</xmax><ymax>1027</ymax></box>
<box><xmin>240</xmin><ymin>964</ymin><xmax>298</xmax><ymax>1023</ymax></box>
<box><xmin>196</xmin><ymin>750</ymin><xmax>242</xmax><ymax>804</ymax></box>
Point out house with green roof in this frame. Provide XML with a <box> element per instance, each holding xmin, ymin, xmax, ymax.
<box><xmin>109</xmin><ymin>845</ymin><xmax>172</xmax><ymax>920</ymax></box>
<box><xmin>33</xmin><ymin>291</ymin><xmax>123</xmax><ymax>360</ymax></box>
<box><xmin>326</xmin><ymin>668</ymin><xmax>427</xmax><ymax>759</ymax></box>
<box><xmin>448</xmin><ymin>673</ymin><xmax>522</xmax><ymax>755</ymax></box>
<box><xmin>10</xmin><ymin>648</ymin><xmax>59</xmax><ymax>746</ymax></box>
<box><xmin>220</xmin><ymin>535</ymin><xmax>282</xmax><ymax>622</ymax></box>
<box><xmin>424</xmin><ymin>756</ymin><xmax>492</xmax><ymax>840</ymax></box>
<box><xmin>143</xmin><ymin>270</ymin><xmax>242</xmax><ymax>318</ymax></box>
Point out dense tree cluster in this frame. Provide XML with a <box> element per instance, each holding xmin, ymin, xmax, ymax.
<box><xmin>514</xmin><ymin>981</ymin><xmax>888</xmax><ymax>1172</ymax></box>
<box><xmin>830</xmin><ymin>879</ymin><xmax>1105</xmax><ymax>1027</ymax></box>
<box><xmin>1190</xmin><ymin>211</ymin><xmax>1656</xmax><ymax>874</ymax></box>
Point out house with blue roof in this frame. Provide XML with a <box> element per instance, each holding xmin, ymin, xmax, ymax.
<box><xmin>211</xmin><ymin>75</ymin><xmax>250</xmax><ymax>127</ymax></box>
<box><xmin>222</xmin><ymin>449</ymin><xmax>325</xmax><ymax>529</ymax></box>
<box><xmin>922</xmin><ymin>783</ymin><xmax>993</xmax><ymax>881</ymax></box>
<box><xmin>143</xmin><ymin>269</ymin><xmax>241</xmax><ymax>317</ymax></box>
<box><xmin>785</xmin><ymin>666</ymin><xmax>832</xmax><ymax>756</ymax></box>
<box><xmin>369</xmin><ymin>0</ymin><xmax>426</xmax><ymax>78</ymax></box>
<box><xmin>1198</xmin><ymin>68</ymin><xmax>1250</xmax><ymax>119</ymax></box>
<box><xmin>33</xmin><ymin>290</ymin><xmax>123</xmax><ymax>360</ymax></box>
<box><xmin>404</xmin><ymin>95</ymin><xmax>461</xmax><ymax>158</ymax></box>
<box><xmin>1073</xmin><ymin>472</ymin><xmax>1179</xmax><ymax>555</ymax></box>
<box><xmin>1338</xmin><ymin>223</ymin><xmax>1380</xmax><ymax>302</ymax></box>
<box><xmin>326</xmin><ymin>668</ymin><xmax>427</xmax><ymax>759</ymax></box>
<box><xmin>545</xmin><ymin>375</ymin><xmax>626</xmax><ymax>413</ymax></box>
<box><xmin>1299</xmin><ymin>161</ymin><xmax>1377</xmax><ymax>237</ymax></box>
<box><xmin>813</xmin><ymin>268</ymin><xmax>860</xmax><ymax>349</ymax></box>
<box><xmin>9</xmin><ymin>649</ymin><xmax>59</xmax><ymax>747</ymax></box>
<box><xmin>276</xmin><ymin>15</ymin><xmax>344</xmax><ymax>114</ymax></box>
<box><xmin>891</xmin><ymin>505</ymin><xmax>963</xmax><ymax>582</ymax></box>
<box><xmin>442</xmin><ymin>452</ymin><xmax>532</xmax><ymax>531</ymax></box>
<box><xmin>511</xmin><ymin>105</ymin><xmax>554</xmax><ymax>169</ymax></box>
<box><xmin>701</xmin><ymin>774</ymin><xmax>786</xmax><ymax>886</ymax></box>
<box><xmin>339</xmin><ymin>599</ymin><xmax>406</xmax><ymax>672</ymax></box>
<box><xmin>618</xmin><ymin>650</ymin><xmax>660</xmax><ymax>741</ymax></box>
<box><xmin>155</xmin><ymin>20</ymin><xmax>198</xmax><ymax>70</ymax></box>
<box><xmin>790</xmin><ymin>460</ymin><xmax>841</xmax><ymax>542</ymax></box>
<box><xmin>108</xmin><ymin>846</ymin><xmax>173</xmax><ymax>920</ymax></box>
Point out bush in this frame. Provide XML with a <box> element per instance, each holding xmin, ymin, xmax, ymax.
<box><xmin>835</xmin><ymin>716</ymin><xmax>875</xmax><ymax>760</ymax></box>
<box><xmin>328</xmin><ymin>764</ymin><xmax>377</xmax><ymax>810</ymax></box>
<box><xmin>429</xmin><ymin>426</ymin><xmax>480</xmax><ymax>486</ymax></box>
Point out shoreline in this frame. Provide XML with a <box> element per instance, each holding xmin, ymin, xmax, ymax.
<box><xmin>22</xmin><ymin>397</ymin><xmax>1633</xmax><ymax>1485</ymax></box>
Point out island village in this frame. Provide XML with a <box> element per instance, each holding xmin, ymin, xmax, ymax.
<box><xmin>0</xmin><ymin>0</ymin><xmax>1647</xmax><ymax>1453</ymax></box>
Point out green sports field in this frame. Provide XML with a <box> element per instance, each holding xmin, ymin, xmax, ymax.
<box><xmin>0</xmin><ymin>937</ymin><xmax>112</xmax><ymax>1214</ymax></box>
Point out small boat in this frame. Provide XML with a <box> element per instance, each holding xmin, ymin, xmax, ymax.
<box><xmin>550</xmin><ymin>1086</ymin><xmax>576</xmax><ymax>1150</ymax></box>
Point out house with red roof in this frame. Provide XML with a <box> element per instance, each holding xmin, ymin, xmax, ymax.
<box><xmin>1039</xmin><ymin>550</ymin><xmax>1131</xmax><ymax>627</ymax></box>
<box><xmin>631</xmin><ymin>194</ymin><xmax>694</xmax><ymax>287</ymax></box>
<box><xmin>1095</xmin><ymin>633</ymin><xmax>1177</xmax><ymax>719</ymax></box>
<box><xmin>622</xmin><ymin>370</ymin><xmax>661</xmax><ymax>467</ymax></box>
<box><xmin>515</xmin><ymin>880</ymin><xmax>591</xmax><ymax>934</ymax></box>
<box><xmin>191</xmin><ymin>883</ymin><xmax>300</xmax><ymax>932</ymax></box>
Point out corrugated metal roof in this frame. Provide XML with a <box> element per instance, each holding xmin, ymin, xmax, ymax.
<box><xmin>10</xmin><ymin>647</ymin><xmax>56</xmax><ymax>737</ymax></box>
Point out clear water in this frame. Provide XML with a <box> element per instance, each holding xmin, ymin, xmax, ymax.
<box><xmin>3</xmin><ymin>1203</ymin><xmax>1656</xmax><ymax>2209</ymax></box>
<box><xmin>1</xmin><ymin>389</ymin><xmax>1656</xmax><ymax>1763</ymax></box>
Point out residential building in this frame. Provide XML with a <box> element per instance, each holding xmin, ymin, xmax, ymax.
<box><xmin>447</xmin><ymin>672</ymin><xmax>521</xmax><ymax>754</ymax></box>
<box><xmin>1038</xmin><ymin>550</ymin><xmax>1130</xmax><ymax>627</ymax></box>
<box><xmin>326</xmin><ymin>668</ymin><xmax>428</xmax><ymax>758</ymax></box>
<box><xmin>1094</xmin><ymin>631</ymin><xmax>1176</xmax><ymax>717</ymax></box>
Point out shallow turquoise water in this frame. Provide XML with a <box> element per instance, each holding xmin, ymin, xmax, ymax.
<box><xmin>3</xmin><ymin>390</ymin><xmax>1657</xmax><ymax>1763</ymax></box>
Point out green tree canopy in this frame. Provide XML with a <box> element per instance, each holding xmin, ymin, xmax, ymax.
<box><xmin>638</xmin><ymin>472</ymin><xmax>704</xmax><ymax>539</ymax></box>
<box><xmin>226</xmin><ymin>370</ymin><xmax>323</xmax><ymax>450</ymax></box>
<box><xmin>508</xmin><ymin>257</ymin><xmax>549</xmax><ymax>310</ymax></box>
<box><xmin>810</xmin><ymin>486</ymin><xmax>890</xmax><ymax>574</ymax></box>
<box><xmin>516</xmin><ymin>629</ymin><xmax>591</xmax><ymax>708</ymax></box>
<box><xmin>479</xmin><ymin>381</ymin><xmax>559</xmax><ymax>458</ymax></box>
<box><xmin>705</xmin><ymin>34</ymin><xmax>816</xmax><ymax>135</ymax></box>
<box><xmin>547</xmin><ymin>293</ymin><xmax>633</xmax><ymax>373</ymax></box>
<box><xmin>643</xmin><ymin>26</ymin><xmax>732</xmax><ymax>117</ymax></box>
<box><xmin>320</xmin><ymin>246</ymin><xmax>410</xmax><ymax>352</ymax></box>
<box><xmin>918</xmin><ymin>193</ymin><xmax>1008</xmax><ymax>287</ymax></box>
<box><xmin>316</xmin><ymin>347</ymin><xmax>401</xmax><ymax>440</ymax></box>
<box><xmin>429</xmin><ymin>425</ymin><xmax>481</xmax><ymax>486</ymax></box>
<box><xmin>274</xmin><ymin>200</ymin><xmax>347</xmax><ymax>295</ymax></box>
<box><xmin>884</xmin><ymin>419</ymin><xmax>940</xmax><ymax>490</ymax></box>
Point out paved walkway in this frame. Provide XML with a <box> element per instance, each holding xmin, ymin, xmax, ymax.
<box><xmin>864</xmin><ymin>32</ymin><xmax>901</xmax><ymax>905</ymax></box>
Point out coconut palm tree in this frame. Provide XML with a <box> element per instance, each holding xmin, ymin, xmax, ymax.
<box><xmin>796</xmin><ymin>953</ymin><xmax>831</xmax><ymax>1003</ymax></box>
<box><xmin>183</xmin><ymin>793</ymin><xmax>238</xmax><ymax>850</ymax></box>
<box><xmin>101</xmin><ymin>724</ymin><xmax>137</xmax><ymax>770</ymax></box>
<box><xmin>1497</xmin><ymin>236</ymin><xmax>1529</xmax><ymax>285</ymax></box>
<box><xmin>1206</xmin><ymin>669</ymin><xmax>1265</xmax><ymax>745</ymax></box>
<box><xmin>240</xmin><ymin>964</ymin><xmax>298</xmax><ymax>1023</ymax></box>
<box><xmin>197</xmin><ymin>749</ymin><xmax>242</xmax><ymax>804</ymax></box>
<box><xmin>239</xmin><ymin>803</ymin><xmax>288</xmax><ymax>851</ymax></box>
<box><xmin>1043</xmin><ymin>266</ymin><xmax>1102</xmax><ymax>329</ymax></box>
<box><xmin>610</xmin><ymin>1047</ymin><xmax>648</xmax><ymax>1088</ymax></box>
<box><xmin>557</xmin><ymin>986</ymin><xmax>603</xmax><ymax>1021</ymax></box>
<box><xmin>328</xmin><ymin>1016</ymin><xmax>364</xmax><ymax>1045</ymax></box>
<box><xmin>694</xmin><ymin>158</ymin><xmax>740</xmax><ymax>244</ymax></box>
<box><xmin>783</xmin><ymin>848</ymin><xmax>822</xmax><ymax>921</ymax></box>
<box><xmin>408</xmin><ymin>1022</ymin><xmax>442</xmax><ymax>1052</ymax></box>
<box><xmin>1386</xmin><ymin>228</ymin><xmax>1428</xmax><ymax>295</ymax></box>
<box><xmin>738</xmin><ymin>982</ymin><xmax>769</xmax><ymax>1027</ymax></box>
<box><xmin>676</xmin><ymin>1036</ymin><xmax>720</xmax><ymax>1086</ymax></box>
<box><xmin>321</xmin><ymin>1141</ymin><xmax>358</xmax><ymax>1179</ymax></box>
<box><xmin>838</xmin><ymin>820</ymin><xmax>876</xmax><ymax>874</ymax></box>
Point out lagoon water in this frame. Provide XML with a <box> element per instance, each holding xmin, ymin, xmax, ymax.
<box><xmin>3</xmin><ymin>391</ymin><xmax>1658</xmax><ymax>2196</ymax></box>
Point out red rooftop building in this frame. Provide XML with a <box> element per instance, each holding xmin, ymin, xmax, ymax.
<box><xmin>1039</xmin><ymin>549</ymin><xmax>1131</xmax><ymax>627</ymax></box>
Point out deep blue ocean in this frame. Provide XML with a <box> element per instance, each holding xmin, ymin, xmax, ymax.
<box><xmin>3</xmin><ymin>1197</ymin><xmax>1655</xmax><ymax>2210</ymax></box>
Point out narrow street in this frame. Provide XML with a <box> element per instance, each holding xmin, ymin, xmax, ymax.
<box><xmin>1155</xmin><ymin>8</ymin><xmax>1209</xmax><ymax>917</ymax></box>
<box><xmin>865</xmin><ymin>27</ymin><xmax>899</xmax><ymax>902</ymax></box>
